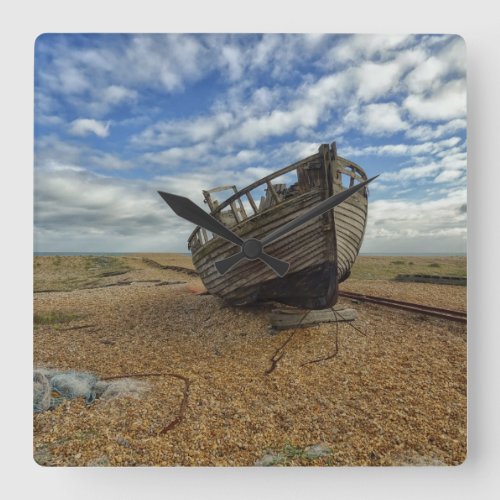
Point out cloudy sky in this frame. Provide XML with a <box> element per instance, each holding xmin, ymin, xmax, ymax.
<box><xmin>34</xmin><ymin>34</ymin><xmax>466</xmax><ymax>254</ymax></box>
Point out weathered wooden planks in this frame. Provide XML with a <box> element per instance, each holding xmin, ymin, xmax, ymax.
<box><xmin>185</xmin><ymin>142</ymin><xmax>369</xmax><ymax>308</ymax></box>
<box><xmin>192</xmin><ymin>191</ymin><xmax>328</xmax><ymax>299</ymax></box>
<box><xmin>333</xmin><ymin>186</ymin><xmax>368</xmax><ymax>281</ymax></box>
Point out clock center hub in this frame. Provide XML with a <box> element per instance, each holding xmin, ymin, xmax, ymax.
<box><xmin>242</xmin><ymin>239</ymin><xmax>262</xmax><ymax>259</ymax></box>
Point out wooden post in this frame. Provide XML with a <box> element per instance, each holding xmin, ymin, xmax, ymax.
<box><xmin>236</xmin><ymin>196</ymin><xmax>247</xmax><ymax>219</ymax></box>
<box><xmin>246</xmin><ymin>191</ymin><xmax>259</xmax><ymax>214</ymax></box>
<box><xmin>330</xmin><ymin>141</ymin><xmax>337</xmax><ymax>160</ymax></box>
<box><xmin>229</xmin><ymin>201</ymin><xmax>240</xmax><ymax>222</ymax></box>
<box><xmin>202</xmin><ymin>190</ymin><xmax>216</xmax><ymax>212</ymax></box>
<box><xmin>266</xmin><ymin>180</ymin><xmax>280</xmax><ymax>203</ymax></box>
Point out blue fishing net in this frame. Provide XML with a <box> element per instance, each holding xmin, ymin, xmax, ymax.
<box><xmin>33</xmin><ymin>368</ymin><xmax>148</xmax><ymax>412</ymax></box>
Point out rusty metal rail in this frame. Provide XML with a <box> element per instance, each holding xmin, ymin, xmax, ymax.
<box><xmin>339</xmin><ymin>291</ymin><xmax>467</xmax><ymax>324</ymax></box>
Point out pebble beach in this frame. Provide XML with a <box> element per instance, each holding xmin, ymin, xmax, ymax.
<box><xmin>33</xmin><ymin>253</ymin><xmax>467</xmax><ymax>466</ymax></box>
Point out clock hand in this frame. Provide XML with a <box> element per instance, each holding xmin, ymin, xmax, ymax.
<box><xmin>215</xmin><ymin>248</ymin><xmax>290</xmax><ymax>277</ymax></box>
<box><xmin>214</xmin><ymin>251</ymin><xmax>245</xmax><ymax>275</ymax></box>
<box><xmin>214</xmin><ymin>175</ymin><xmax>378</xmax><ymax>275</ymax></box>
<box><xmin>255</xmin><ymin>252</ymin><xmax>290</xmax><ymax>277</ymax></box>
<box><xmin>158</xmin><ymin>191</ymin><xmax>244</xmax><ymax>247</ymax></box>
<box><xmin>261</xmin><ymin>175</ymin><xmax>378</xmax><ymax>247</ymax></box>
<box><xmin>161</xmin><ymin>176</ymin><xmax>376</xmax><ymax>278</ymax></box>
<box><xmin>158</xmin><ymin>191</ymin><xmax>290</xmax><ymax>276</ymax></box>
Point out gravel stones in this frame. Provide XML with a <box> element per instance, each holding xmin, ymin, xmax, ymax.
<box><xmin>33</xmin><ymin>254</ymin><xmax>467</xmax><ymax>466</ymax></box>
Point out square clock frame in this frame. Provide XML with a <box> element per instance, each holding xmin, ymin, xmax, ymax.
<box><xmin>33</xmin><ymin>33</ymin><xmax>467</xmax><ymax>467</ymax></box>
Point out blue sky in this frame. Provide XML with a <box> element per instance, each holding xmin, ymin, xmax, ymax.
<box><xmin>34</xmin><ymin>34</ymin><xmax>466</xmax><ymax>253</ymax></box>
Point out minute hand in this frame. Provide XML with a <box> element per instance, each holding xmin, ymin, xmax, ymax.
<box><xmin>158</xmin><ymin>191</ymin><xmax>244</xmax><ymax>247</ymax></box>
<box><xmin>261</xmin><ymin>175</ymin><xmax>378</xmax><ymax>247</ymax></box>
<box><xmin>158</xmin><ymin>190</ymin><xmax>290</xmax><ymax>277</ymax></box>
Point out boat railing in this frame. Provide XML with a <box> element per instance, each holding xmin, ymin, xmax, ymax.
<box><xmin>188</xmin><ymin>153</ymin><xmax>316</xmax><ymax>248</ymax></box>
<box><xmin>213</xmin><ymin>155</ymin><xmax>317</xmax><ymax>216</ymax></box>
<box><xmin>335</xmin><ymin>157</ymin><xmax>368</xmax><ymax>187</ymax></box>
<box><xmin>188</xmin><ymin>150</ymin><xmax>367</xmax><ymax>249</ymax></box>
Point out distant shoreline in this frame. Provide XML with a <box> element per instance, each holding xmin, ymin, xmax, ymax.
<box><xmin>34</xmin><ymin>251</ymin><xmax>466</xmax><ymax>257</ymax></box>
<box><xmin>33</xmin><ymin>252</ymin><xmax>192</xmax><ymax>257</ymax></box>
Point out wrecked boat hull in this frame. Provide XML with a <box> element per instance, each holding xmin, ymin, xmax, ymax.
<box><xmin>187</xmin><ymin>142</ymin><xmax>369</xmax><ymax>308</ymax></box>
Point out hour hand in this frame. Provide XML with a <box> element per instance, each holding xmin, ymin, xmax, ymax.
<box><xmin>159</xmin><ymin>191</ymin><xmax>290</xmax><ymax>278</ymax></box>
<box><xmin>215</xmin><ymin>249</ymin><xmax>290</xmax><ymax>277</ymax></box>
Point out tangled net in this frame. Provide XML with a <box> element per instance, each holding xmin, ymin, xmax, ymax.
<box><xmin>33</xmin><ymin>368</ymin><xmax>148</xmax><ymax>412</ymax></box>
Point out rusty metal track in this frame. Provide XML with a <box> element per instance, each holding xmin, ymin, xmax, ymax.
<box><xmin>339</xmin><ymin>291</ymin><xmax>467</xmax><ymax>324</ymax></box>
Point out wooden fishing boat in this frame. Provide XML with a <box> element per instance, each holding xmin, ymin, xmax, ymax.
<box><xmin>187</xmin><ymin>142</ymin><xmax>369</xmax><ymax>309</ymax></box>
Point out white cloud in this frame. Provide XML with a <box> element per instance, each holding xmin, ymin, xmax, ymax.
<box><xmin>249</xmin><ymin>86</ymin><xmax>281</xmax><ymax>111</ymax></box>
<box><xmin>131</xmin><ymin>40</ymin><xmax>433</xmax><ymax>150</ymax></box>
<box><xmin>344</xmin><ymin>136</ymin><xmax>462</xmax><ymax>157</ymax></box>
<box><xmin>34</xmin><ymin>165</ymin><xmax>174</xmax><ymax>234</ymax></box>
<box><xmin>88</xmin><ymin>152</ymin><xmax>133</xmax><ymax>170</ymax></box>
<box><xmin>360</xmin><ymin>102</ymin><xmax>408</xmax><ymax>135</ymax></box>
<box><xmin>131</xmin><ymin>112</ymin><xmax>234</xmax><ymax>148</ymax></box>
<box><xmin>35</xmin><ymin>135</ymin><xmax>134</xmax><ymax>172</ymax></box>
<box><xmin>436</xmin><ymin>151</ymin><xmax>467</xmax><ymax>170</ymax></box>
<box><xmin>36</xmin><ymin>114</ymin><xmax>64</xmax><ymax>126</ymax></box>
<box><xmin>249</xmin><ymin>35</ymin><xmax>282</xmax><ymax>70</ymax></box>
<box><xmin>154</xmin><ymin>168</ymin><xmax>247</xmax><ymax>204</ymax></box>
<box><xmin>102</xmin><ymin>85</ymin><xmax>138</xmax><ymax>105</ymax></box>
<box><xmin>36</xmin><ymin>34</ymin><xmax>212</xmax><ymax>119</ymax></box>
<box><xmin>355</xmin><ymin>62</ymin><xmax>400</xmax><ymax>101</ymax></box>
<box><xmin>355</xmin><ymin>59</ymin><xmax>406</xmax><ymax>102</ymax></box>
<box><xmin>235</xmin><ymin>149</ymin><xmax>264</xmax><ymax>163</ymax></box>
<box><xmin>147</xmin><ymin>44</ymin><xmax>429</xmax><ymax>148</ymax></box>
<box><xmin>246</xmin><ymin>34</ymin><xmax>328</xmax><ymax>80</ymax></box>
<box><xmin>377</xmin><ymin>147</ymin><xmax>466</xmax><ymax>185</ymax></box>
<box><xmin>216</xmin><ymin>72</ymin><xmax>349</xmax><ymax>146</ymax></box>
<box><xmin>115</xmin><ymin>36</ymin><xmax>461</xmax><ymax>153</ymax></box>
<box><xmin>405</xmin><ymin>118</ymin><xmax>466</xmax><ymax>141</ymax></box>
<box><xmin>357</xmin><ymin>49</ymin><xmax>426</xmax><ymax>102</ymax></box>
<box><xmin>405</xmin><ymin>37</ymin><xmax>466</xmax><ymax>94</ymax></box>
<box><xmin>68</xmin><ymin>118</ymin><xmax>110</xmax><ymax>137</ymax></box>
<box><xmin>101</xmin><ymin>34</ymin><xmax>209</xmax><ymax>93</ymax></box>
<box><xmin>405</xmin><ymin>56</ymin><xmax>446</xmax><ymax>94</ymax></box>
<box><xmin>404</xmin><ymin>79</ymin><xmax>466</xmax><ymax>121</ymax></box>
<box><xmin>434</xmin><ymin>169</ymin><xmax>464</xmax><ymax>183</ymax></box>
<box><xmin>381</xmin><ymin>162</ymin><xmax>442</xmax><ymax>182</ymax></box>
<box><xmin>221</xmin><ymin>45</ymin><xmax>244</xmax><ymax>81</ymax></box>
<box><xmin>243</xmin><ymin>166</ymin><xmax>273</xmax><ymax>179</ymax></box>
<box><xmin>52</xmin><ymin>66</ymin><xmax>90</xmax><ymax>95</ymax></box>
<box><xmin>142</xmin><ymin>142</ymin><xmax>269</xmax><ymax>172</ymax></box>
<box><xmin>270</xmin><ymin>141</ymin><xmax>319</xmax><ymax>162</ymax></box>
<box><xmin>132</xmin><ymin>84</ymin><xmax>288</xmax><ymax>149</ymax></box>
<box><xmin>363</xmin><ymin>187</ymin><xmax>467</xmax><ymax>252</ymax></box>
<box><xmin>143</xmin><ymin>143</ymin><xmax>210</xmax><ymax>166</ymax></box>
<box><xmin>35</xmin><ymin>35</ymin><xmax>468</xmax><ymax>254</ymax></box>
<box><xmin>339</xmin><ymin>102</ymin><xmax>409</xmax><ymax>137</ymax></box>
<box><xmin>327</xmin><ymin>34</ymin><xmax>414</xmax><ymax>64</ymax></box>
<box><xmin>35</xmin><ymin>135</ymin><xmax>84</xmax><ymax>168</ymax></box>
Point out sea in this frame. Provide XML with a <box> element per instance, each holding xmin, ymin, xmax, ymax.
<box><xmin>34</xmin><ymin>252</ymin><xmax>138</xmax><ymax>256</ymax></box>
<box><xmin>34</xmin><ymin>251</ymin><xmax>466</xmax><ymax>257</ymax></box>
<box><xmin>359</xmin><ymin>252</ymin><xmax>466</xmax><ymax>257</ymax></box>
